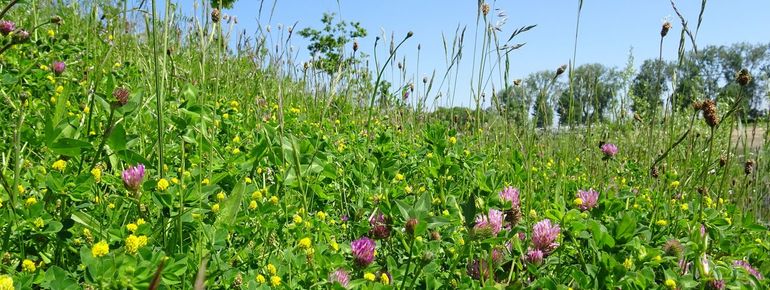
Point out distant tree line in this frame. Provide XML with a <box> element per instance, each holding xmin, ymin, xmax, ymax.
<box><xmin>491</xmin><ymin>42</ymin><xmax>770</xmax><ymax>127</ymax></box>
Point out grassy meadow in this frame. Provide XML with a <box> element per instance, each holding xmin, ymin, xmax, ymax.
<box><xmin>0</xmin><ymin>0</ymin><xmax>768</xmax><ymax>289</ymax></box>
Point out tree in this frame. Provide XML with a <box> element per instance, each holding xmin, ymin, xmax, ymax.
<box><xmin>630</xmin><ymin>59</ymin><xmax>669</xmax><ymax>118</ymax></box>
<box><xmin>557</xmin><ymin>63</ymin><xmax>620</xmax><ymax>125</ymax></box>
<box><xmin>298</xmin><ymin>13</ymin><xmax>367</xmax><ymax>75</ymax></box>
<box><xmin>498</xmin><ymin>83</ymin><xmax>532</xmax><ymax>124</ymax></box>
<box><xmin>210</xmin><ymin>0</ymin><xmax>237</xmax><ymax>9</ymax></box>
<box><xmin>523</xmin><ymin>71</ymin><xmax>561</xmax><ymax>128</ymax></box>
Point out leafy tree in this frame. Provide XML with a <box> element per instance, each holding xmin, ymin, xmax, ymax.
<box><xmin>498</xmin><ymin>83</ymin><xmax>531</xmax><ymax>124</ymax></box>
<box><xmin>557</xmin><ymin>63</ymin><xmax>620</xmax><ymax>125</ymax></box>
<box><xmin>210</xmin><ymin>0</ymin><xmax>237</xmax><ymax>9</ymax></box>
<box><xmin>630</xmin><ymin>59</ymin><xmax>669</xmax><ymax>118</ymax></box>
<box><xmin>523</xmin><ymin>71</ymin><xmax>560</xmax><ymax>128</ymax></box>
<box><xmin>298</xmin><ymin>13</ymin><xmax>367</xmax><ymax>75</ymax></box>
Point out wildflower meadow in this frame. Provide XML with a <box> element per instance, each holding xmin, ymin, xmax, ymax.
<box><xmin>0</xmin><ymin>0</ymin><xmax>769</xmax><ymax>289</ymax></box>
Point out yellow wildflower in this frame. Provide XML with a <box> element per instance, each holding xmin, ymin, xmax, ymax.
<box><xmin>364</xmin><ymin>272</ymin><xmax>376</xmax><ymax>281</ymax></box>
<box><xmin>0</xmin><ymin>275</ymin><xmax>13</xmax><ymax>290</ymax></box>
<box><xmin>216</xmin><ymin>192</ymin><xmax>226</xmax><ymax>201</ymax></box>
<box><xmin>22</xmin><ymin>259</ymin><xmax>36</xmax><ymax>272</ymax></box>
<box><xmin>266</xmin><ymin>264</ymin><xmax>277</xmax><ymax>275</ymax></box>
<box><xmin>293</xmin><ymin>215</ymin><xmax>303</xmax><ymax>224</ymax></box>
<box><xmin>248</xmin><ymin>200</ymin><xmax>257</xmax><ymax>210</ymax></box>
<box><xmin>664</xmin><ymin>279</ymin><xmax>676</xmax><ymax>289</ymax></box>
<box><xmin>298</xmin><ymin>237</ymin><xmax>311</xmax><ymax>249</ymax></box>
<box><xmin>256</xmin><ymin>274</ymin><xmax>266</xmax><ymax>284</ymax></box>
<box><xmin>623</xmin><ymin>257</ymin><xmax>633</xmax><ymax>269</ymax></box>
<box><xmin>92</xmin><ymin>240</ymin><xmax>109</xmax><ymax>257</ymax></box>
<box><xmin>25</xmin><ymin>197</ymin><xmax>37</xmax><ymax>207</ymax></box>
<box><xmin>270</xmin><ymin>276</ymin><xmax>281</xmax><ymax>286</ymax></box>
<box><xmin>52</xmin><ymin>159</ymin><xmax>67</xmax><ymax>171</ymax></box>
<box><xmin>252</xmin><ymin>190</ymin><xmax>263</xmax><ymax>199</ymax></box>
<box><xmin>211</xmin><ymin>203</ymin><xmax>220</xmax><ymax>213</ymax></box>
<box><xmin>380</xmin><ymin>273</ymin><xmax>390</xmax><ymax>284</ymax></box>
<box><xmin>126</xmin><ymin>223</ymin><xmax>138</xmax><ymax>233</ymax></box>
<box><xmin>156</xmin><ymin>178</ymin><xmax>170</xmax><ymax>191</ymax></box>
<box><xmin>202</xmin><ymin>178</ymin><xmax>210</xmax><ymax>185</ymax></box>
<box><xmin>316</xmin><ymin>211</ymin><xmax>327</xmax><ymax>220</ymax></box>
<box><xmin>448</xmin><ymin>136</ymin><xmax>457</xmax><ymax>144</ymax></box>
<box><xmin>91</xmin><ymin>168</ymin><xmax>102</xmax><ymax>183</ymax></box>
<box><xmin>656</xmin><ymin>220</ymin><xmax>668</xmax><ymax>226</ymax></box>
<box><xmin>269</xmin><ymin>196</ymin><xmax>279</xmax><ymax>205</ymax></box>
<box><xmin>136</xmin><ymin>218</ymin><xmax>146</xmax><ymax>226</ymax></box>
<box><xmin>395</xmin><ymin>173</ymin><xmax>404</xmax><ymax>181</ymax></box>
<box><xmin>330</xmin><ymin>240</ymin><xmax>339</xmax><ymax>252</ymax></box>
<box><xmin>34</xmin><ymin>217</ymin><xmax>44</xmax><ymax>228</ymax></box>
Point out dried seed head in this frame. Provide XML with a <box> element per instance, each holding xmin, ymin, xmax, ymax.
<box><xmin>430</xmin><ymin>231</ymin><xmax>441</xmax><ymax>241</ymax></box>
<box><xmin>556</xmin><ymin>64</ymin><xmax>567</xmax><ymax>77</ymax></box>
<box><xmin>422</xmin><ymin>76</ymin><xmax>428</xmax><ymax>84</ymax></box>
<box><xmin>697</xmin><ymin>187</ymin><xmax>708</xmax><ymax>196</ymax></box>
<box><xmin>481</xmin><ymin>3</ymin><xmax>490</xmax><ymax>17</ymax></box>
<box><xmin>663</xmin><ymin>239</ymin><xmax>684</xmax><ymax>257</ymax></box>
<box><xmin>719</xmin><ymin>155</ymin><xmax>727</xmax><ymax>167</ymax></box>
<box><xmin>634</xmin><ymin>113</ymin><xmax>644</xmax><ymax>123</ymax></box>
<box><xmin>650</xmin><ymin>166</ymin><xmax>660</xmax><ymax>179</ymax></box>
<box><xmin>51</xmin><ymin>16</ymin><xmax>62</xmax><ymax>25</ymax></box>
<box><xmin>736</xmin><ymin>68</ymin><xmax>752</xmax><ymax>86</ymax></box>
<box><xmin>211</xmin><ymin>8</ymin><xmax>221</xmax><ymax>23</ymax></box>
<box><xmin>407</xmin><ymin>31</ymin><xmax>413</xmax><ymax>38</ymax></box>
<box><xmin>405</xmin><ymin>218</ymin><xmax>418</xmax><ymax>236</ymax></box>
<box><xmin>353</xmin><ymin>41</ymin><xmax>358</xmax><ymax>52</ymax></box>
<box><xmin>702</xmin><ymin>99</ymin><xmax>718</xmax><ymax>128</ymax></box>
<box><xmin>744</xmin><ymin>159</ymin><xmax>755</xmax><ymax>175</ymax></box>
<box><xmin>13</xmin><ymin>29</ymin><xmax>30</xmax><ymax>43</ymax></box>
<box><xmin>692</xmin><ymin>100</ymin><xmax>704</xmax><ymax>111</ymax></box>
<box><xmin>113</xmin><ymin>87</ymin><xmax>130</xmax><ymax>106</ymax></box>
<box><xmin>514</xmin><ymin>79</ymin><xmax>522</xmax><ymax>86</ymax></box>
<box><xmin>661</xmin><ymin>21</ymin><xmax>672</xmax><ymax>37</ymax></box>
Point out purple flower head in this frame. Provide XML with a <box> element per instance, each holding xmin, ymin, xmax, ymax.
<box><xmin>122</xmin><ymin>164</ymin><xmax>145</xmax><ymax>192</ymax></box>
<box><xmin>351</xmin><ymin>237</ymin><xmax>376</xmax><ymax>267</ymax></box>
<box><xmin>700</xmin><ymin>224</ymin><xmax>707</xmax><ymax>238</ymax></box>
<box><xmin>474</xmin><ymin>209</ymin><xmax>504</xmax><ymax>236</ymax></box>
<box><xmin>52</xmin><ymin>61</ymin><xmax>66</xmax><ymax>76</ymax></box>
<box><xmin>368</xmin><ymin>210</ymin><xmax>391</xmax><ymax>240</ymax></box>
<box><xmin>531</xmin><ymin>219</ymin><xmax>560</xmax><ymax>254</ymax></box>
<box><xmin>525</xmin><ymin>248</ymin><xmax>544</xmax><ymax>265</ymax></box>
<box><xmin>341</xmin><ymin>215</ymin><xmax>349</xmax><ymax>222</ymax></box>
<box><xmin>466</xmin><ymin>259</ymin><xmax>491</xmax><ymax>280</ymax></box>
<box><xmin>499</xmin><ymin>186</ymin><xmax>520</xmax><ymax>207</ymax></box>
<box><xmin>0</xmin><ymin>20</ymin><xmax>15</xmax><ymax>36</ymax></box>
<box><xmin>601</xmin><ymin>143</ymin><xmax>618</xmax><ymax>157</ymax></box>
<box><xmin>12</xmin><ymin>29</ymin><xmax>29</xmax><ymax>43</ymax></box>
<box><xmin>576</xmin><ymin>188</ymin><xmax>599</xmax><ymax>211</ymax></box>
<box><xmin>733</xmin><ymin>260</ymin><xmax>763</xmax><ymax>280</ymax></box>
<box><xmin>679</xmin><ymin>257</ymin><xmax>692</xmax><ymax>275</ymax></box>
<box><xmin>328</xmin><ymin>268</ymin><xmax>350</xmax><ymax>287</ymax></box>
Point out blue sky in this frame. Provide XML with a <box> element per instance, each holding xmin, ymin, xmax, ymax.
<box><xmin>158</xmin><ymin>1</ymin><xmax>770</xmax><ymax>108</ymax></box>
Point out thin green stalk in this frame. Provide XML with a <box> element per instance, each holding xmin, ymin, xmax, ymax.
<box><xmin>151</xmin><ymin>0</ymin><xmax>164</xmax><ymax>178</ymax></box>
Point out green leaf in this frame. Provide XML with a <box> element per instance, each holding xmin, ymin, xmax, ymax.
<box><xmin>216</xmin><ymin>182</ymin><xmax>244</xmax><ymax>228</ymax></box>
<box><xmin>615</xmin><ymin>212</ymin><xmax>637</xmax><ymax>243</ymax></box>
<box><xmin>50</xmin><ymin>138</ymin><xmax>92</xmax><ymax>157</ymax></box>
<box><xmin>107</xmin><ymin>123</ymin><xmax>127</xmax><ymax>151</ymax></box>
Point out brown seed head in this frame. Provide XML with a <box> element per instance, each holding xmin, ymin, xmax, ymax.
<box><xmin>353</xmin><ymin>41</ymin><xmax>358</xmax><ymax>52</ymax></box>
<box><xmin>481</xmin><ymin>3</ymin><xmax>490</xmax><ymax>17</ymax></box>
<box><xmin>745</xmin><ymin>159</ymin><xmax>755</xmax><ymax>175</ymax></box>
<box><xmin>556</xmin><ymin>64</ymin><xmax>567</xmax><ymax>77</ymax></box>
<box><xmin>405</xmin><ymin>218</ymin><xmax>418</xmax><ymax>236</ymax></box>
<box><xmin>514</xmin><ymin>79</ymin><xmax>522</xmax><ymax>86</ymax></box>
<box><xmin>51</xmin><ymin>16</ymin><xmax>62</xmax><ymax>25</ymax></box>
<box><xmin>661</xmin><ymin>21</ymin><xmax>672</xmax><ymax>37</ymax></box>
<box><xmin>719</xmin><ymin>155</ymin><xmax>727</xmax><ymax>167</ymax></box>
<box><xmin>702</xmin><ymin>99</ymin><xmax>718</xmax><ymax>127</ymax></box>
<box><xmin>113</xmin><ymin>87</ymin><xmax>130</xmax><ymax>106</ymax></box>
<box><xmin>211</xmin><ymin>8</ymin><xmax>221</xmax><ymax>23</ymax></box>
<box><xmin>650</xmin><ymin>166</ymin><xmax>659</xmax><ymax>179</ymax></box>
<box><xmin>736</xmin><ymin>68</ymin><xmax>752</xmax><ymax>86</ymax></box>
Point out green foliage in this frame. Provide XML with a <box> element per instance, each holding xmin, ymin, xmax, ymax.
<box><xmin>298</xmin><ymin>13</ymin><xmax>367</xmax><ymax>75</ymax></box>
<box><xmin>210</xmin><ymin>0</ymin><xmax>237</xmax><ymax>9</ymax></box>
<box><xmin>0</xmin><ymin>1</ymin><xmax>769</xmax><ymax>290</ymax></box>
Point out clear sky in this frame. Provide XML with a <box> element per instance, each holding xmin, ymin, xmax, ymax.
<box><xmin>157</xmin><ymin>0</ymin><xmax>770</xmax><ymax>108</ymax></box>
